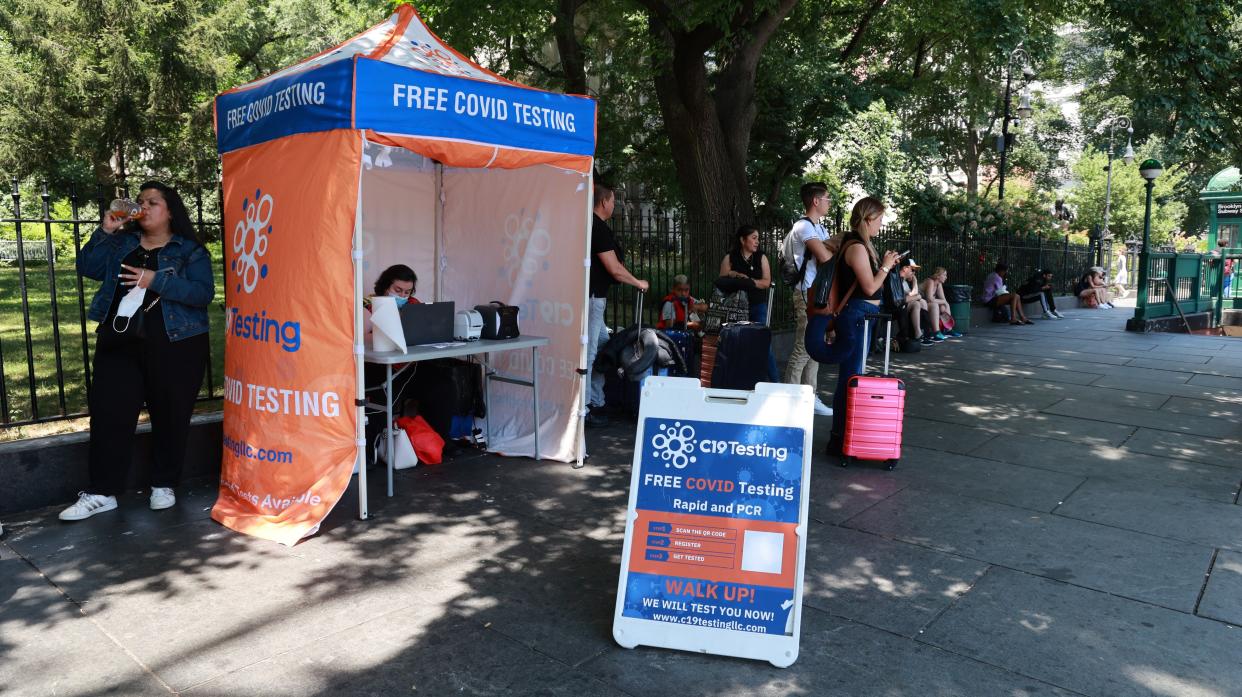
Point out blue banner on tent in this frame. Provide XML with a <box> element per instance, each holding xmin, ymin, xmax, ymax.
<box><xmin>216</xmin><ymin>61</ymin><xmax>354</xmax><ymax>154</ymax></box>
<box><xmin>354</xmin><ymin>59</ymin><xmax>596</xmax><ymax>157</ymax></box>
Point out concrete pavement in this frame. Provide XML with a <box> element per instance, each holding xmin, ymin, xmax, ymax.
<box><xmin>2</xmin><ymin>306</ymin><xmax>1241</xmax><ymax>696</ymax></box>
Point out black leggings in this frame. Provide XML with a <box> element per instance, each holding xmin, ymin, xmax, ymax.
<box><xmin>87</xmin><ymin>325</ymin><xmax>209</xmax><ymax>497</ymax></box>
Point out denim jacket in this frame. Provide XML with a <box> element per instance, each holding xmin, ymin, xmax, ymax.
<box><xmin>78</xmin><ymin>227</ymin><xmax>214</xmax><ymax>341</ymax></box>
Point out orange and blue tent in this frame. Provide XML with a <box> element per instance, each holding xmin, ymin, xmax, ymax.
<box><xmin>211</xmin><ymin>4</ymin><xmax>597</xmax><ymax>545</ymax></box>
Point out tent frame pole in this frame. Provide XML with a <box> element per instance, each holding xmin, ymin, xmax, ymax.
<box><xmin>355</xmin><ymin>133</ymin><xmax>369</xmax><ymax>519</ymax></box>
<box><xmin>435</xmin><ymin>163</ymin><xmax>444</xmax><ymax>301</ymax></box>
<box><xmin>575</xmin><ymin>170</ymin><xmax>594</xmax><ymax>468</ymax></box>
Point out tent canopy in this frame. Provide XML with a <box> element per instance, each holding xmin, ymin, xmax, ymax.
<box><xmin>209</xmin><ymin>4</ymin><xmax>596</xmax><ymax>546</ymax></box>
<box><xmin>215</xmin><ymin>4</ymin><xmax>596</xmax><ymax>171</ymax></box>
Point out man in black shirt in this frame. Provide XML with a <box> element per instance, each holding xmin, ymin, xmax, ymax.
<box><xmin>587</xmin><ymin>182</ymin><xmax>648</xmax><ymax>426</ymax></box>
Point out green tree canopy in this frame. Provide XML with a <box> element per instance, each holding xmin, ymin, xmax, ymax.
<box><xmin>1067</xmin><ymin>142</ymin><xmax>1186</xmax><ymax>246</ymax></box>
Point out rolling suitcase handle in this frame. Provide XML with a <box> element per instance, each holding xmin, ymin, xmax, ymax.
<box><xmin>629</xmin><ymin>288</ymin><xmax>646</xmax><ymax>369</ymax></box>
<box><xmin>860</xmin><ymin>312</ymin><xmax>893</xmax><ymax>377</ymax></box>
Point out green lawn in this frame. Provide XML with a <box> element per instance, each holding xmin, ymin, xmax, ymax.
<box><xmin>0</xmin><ymin>247</ymin><xmax>227</xmax><ymax>427</ymax></box>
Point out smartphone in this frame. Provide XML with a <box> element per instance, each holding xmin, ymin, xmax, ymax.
<box><xmin>898</xmin><ymin>249</ymin><xmax>912</xmax><ymax>259</ymax></box>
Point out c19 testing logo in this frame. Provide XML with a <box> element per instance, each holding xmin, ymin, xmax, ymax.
<box><xmin>501</xmin><ymin>211</ymin><xmax>551</xmax><ymax>289</ymax></box>
<box><xmin>232</xmin><ymin>189</ymin><xmax>273</xmax><ymax>294</ymax></box>
<box><xmin>651</xmin><ymin>421</ymin><xmax>697</xmax><ymax>469</ymax></box>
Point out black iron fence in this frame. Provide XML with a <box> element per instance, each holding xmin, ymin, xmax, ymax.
<box><xmin>605</xmin><ymin>204</ymin><xmax>1096</xmax><ymax>333</ymax></box>
<box><xmin>1</xmin><ymin>186</ymin><xmax>1098</xmax><ymax>431</ymax></box>
<box><xmin>0</xmin><ymin>180</ymin><xmax>225</xmax><ymax>428</ymax></box>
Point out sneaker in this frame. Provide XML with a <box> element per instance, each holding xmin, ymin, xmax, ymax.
<box><xmin>59</xmin><ymin>492</ymin><xmax>118</xmax><ymax>521</ymax></box>
<box><xmin>150</xmin><ymin>487</ymin><xmax>176</xmax><ymax>510</ymax></box>
<box><xmin>932</xmin><ymin>332</ymin><xmax>947</xmax><ymax>342</ymax></box>
<box><xmin>1042</xmin><ymin>311</ymin><xmax>1060</xmax><ymax>320</ymax></box>
<box><xmin>920</xmin><ymin>336</ymin><xmax>935</xmax><ymax>346</ymax></box>
<box><xmin>1051</xmin><ymin>310</ymin><xmax>1066</xmax><ymax>319</ymax></box>
<box><xmin>1102</xmin><ymin>303</ymin><xmax>1114</xmax><ymax>309</ymax></box>
<box><xmin>813</xmin><ymin>398</ymin><xmax>832</xmax><ymax>416</ymax></box>
<box><xmin>947</xmin><ymin>329</ymin><xmax>964</xmax><ymax>338</ymax></box>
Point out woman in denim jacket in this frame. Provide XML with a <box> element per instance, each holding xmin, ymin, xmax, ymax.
<box><xmin>59</xmin><ymin>181</ymin><xmax>214</xmax><ymax>521</ymax></box>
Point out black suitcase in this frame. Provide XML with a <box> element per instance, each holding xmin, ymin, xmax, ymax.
<box><xmin>711</xmin><ymin>322</ymin><xmax>772</xmax><ymax>390</ymax></box>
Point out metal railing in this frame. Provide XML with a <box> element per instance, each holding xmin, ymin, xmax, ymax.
<box><xmin>1132</xmin><ymin>252</ymin><xmax>1215</xmax><ymax>321</ymax></box>
<box><xmin>0</xmin><ymin>187</ymin><xmax>1102</xmax><ymax>431</ymax></box>
<box><xmin>0</xmin><ymin>180</ymin><xmax>224</xmax><ymax>428</ymax></box>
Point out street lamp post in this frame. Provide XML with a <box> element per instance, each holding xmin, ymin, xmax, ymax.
<box><xmin>997</xmin><ymin>46</ymin><xmax>1034</xmax><ymax>201</ymax></box>
<box><xmin>1099</xmin><ymin>115</ymin><xmax>1134</xmax><ymax>273</ymax></box>
<box><xmin>1130</xmin><ymin>159</ymin><xmax>1163</xmax><ymax>328</ymax></box>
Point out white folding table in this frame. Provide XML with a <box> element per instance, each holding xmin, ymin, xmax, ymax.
<box><xmin>360</xmin><ymin>335</ymin><xmax>550</xmax><ymax>518</ymax></box>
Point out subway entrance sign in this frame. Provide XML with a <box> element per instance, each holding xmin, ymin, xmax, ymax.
<box><xmin>612</xmin><ymin>377</ymin><xmax>814</xmax><ymax>667</ymax></box>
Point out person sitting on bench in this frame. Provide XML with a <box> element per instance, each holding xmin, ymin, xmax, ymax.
<box><xmin>657</xmin><ymin>274</ymin><xmax>707</xmax><ymax>332</ymax></box>
<box><xmin>1076</xmin><ymin>267</ymin><xmax>1114</xmax><ymax>309</ymax></box>
<box><xmin>982</xmin><ymin>262</ymin><xmax>1032</xmax><ymax>325</ymax></box>
<box><xmin>900</xmin><ymin>259</ymin><xmax>942</xmax><ymax>345</ymax></box>
<box><xmin>1018</xmin><ymin>268</ymin><xmax>1065</xmax><ymax>319</ymax></box>
<box><xmin>921</xmin><ymin>266</ymin><xmax>963</xmax><ymax>338</ymax></box>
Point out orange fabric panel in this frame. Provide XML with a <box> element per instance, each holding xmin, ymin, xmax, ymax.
<box><xmin>212</xmin><ymin>129</ymin><xmax>361</xmax><ymax>546</ymax></box>
<box><xmin>364</xmin><ymin>131</ymin><xmax>592</xmax><ymax>173</ymax></box>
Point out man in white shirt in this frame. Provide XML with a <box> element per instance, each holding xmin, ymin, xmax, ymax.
<box><xmin>783</xmin><ymin>182</ymin><xmax>834</xmax><ymax>416</ymax></box>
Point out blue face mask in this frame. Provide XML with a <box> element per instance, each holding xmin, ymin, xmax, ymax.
<box><xmin>388</xmin><ymin>294</ymin><xmax>409</xmax><ymax>308</ymax></box>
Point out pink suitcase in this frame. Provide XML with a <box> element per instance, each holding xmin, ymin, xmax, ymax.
<box><xmin>842</xmin><ymin>314</ymin><xmax>904</xmax><ymax>470</ymax></box>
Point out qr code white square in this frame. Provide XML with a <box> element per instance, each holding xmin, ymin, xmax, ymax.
<box><xmin>740</xmin><ymin>530</ymin><xmax>784</xmax><ymax>574</ymax></box>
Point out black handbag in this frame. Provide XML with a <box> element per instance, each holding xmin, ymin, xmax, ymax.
<box><xmin>474</xmin><ymin>301</ymin><xmax>520</xmax><ymax>340</ymax></box>
<box><xmin>810</xmin><ymin>261</ymin><xmax>835</xmax><ymax>309</ymax></box>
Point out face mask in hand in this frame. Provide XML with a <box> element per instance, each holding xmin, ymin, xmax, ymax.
<box><xmin>112</xmin><ymin>286</ymin><xmax>147</xmax><ymax>333</ymax></box>
<box><xmin>388</xmin><ymin>293</ymin><xmax>409</xmax><ymax>308</ymax></box>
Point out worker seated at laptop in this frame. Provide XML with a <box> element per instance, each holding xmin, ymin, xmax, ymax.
<box><xmin>364</xmin><ymin>264</ymin><xmax>420</xmax><ymax>462</ymax></box>
<box><xmin>364</xmin><ymin>264</ymin><xmax>420</xmax><ymax>343</ymax></box>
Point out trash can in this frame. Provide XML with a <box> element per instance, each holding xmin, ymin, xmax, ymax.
<box><xmin>947</xmin><ymin>284</ymin><xmax>973</xmax><ymax>333</ymax></box>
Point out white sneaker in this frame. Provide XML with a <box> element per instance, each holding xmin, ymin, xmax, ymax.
<box><xmin>59</xmin><ymin>492</ymin><xmax>118</xmax><ymax>521</ymax></box>
<box><xmin>1042</xmin><ymin>311</ymin><xmax>1060</xmax><ymax>320</ymax></box>
<box><xmin>813</xmin><ymin>398</ymin><xmax>833</xmax><ymax>416</ymax></box>
<box><xmin>149</xmin><ymin>487</ymin><xmax>176</xmax><ymax>510</ymax></box>
<box><xmin>1052</xmin><ymin>310</ymin><xmax>1066</xmax><ymax>319</ymax></box>
<box><xmin>1101</xmin><ymin>303</ymin><xmax>1113</xmax><ymax>309</ymax></box>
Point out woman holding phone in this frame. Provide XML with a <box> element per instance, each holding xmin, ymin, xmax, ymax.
<box><xmin>803</xmin><ymin>197</ymin><xmax>900</xmax><ymax>458</ymax></box>
<box><xmin>59</xmin><ymin>182</ymin><xmax>213</xmax><ymax>521</ymax></box>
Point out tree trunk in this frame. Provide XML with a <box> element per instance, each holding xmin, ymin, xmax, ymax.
<box><xmin>963</xmin><ymin>127</ymin><xmax>980</xmax><ymax>198</ymax></box>
<box><xmin>552</xmin><ymin>0</ymin><xmax>588</xmax><ymax>95</ymax></box>
<box><xmin>642</xmin><ymin>0</ymin><xmax>797</xmax><ymax>229</ymax></box>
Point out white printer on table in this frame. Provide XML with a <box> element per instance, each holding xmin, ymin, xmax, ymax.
<box><xmin>454</xmin><ymin>309</ymin><xmax>483</xmax><ymax>341</ymax></box>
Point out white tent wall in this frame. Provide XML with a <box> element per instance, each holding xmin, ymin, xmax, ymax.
<box><xmin>358</xmin><ymin>145</ymin><xmax>439</xmax><ymax>297</ymax></box>
<box><xmin>440</xmin><ymin>165</ymin><xmax>590</xmax><ymax>462</ymax></box>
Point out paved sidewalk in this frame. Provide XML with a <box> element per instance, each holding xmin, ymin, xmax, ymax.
<box><xmin>3</xmin><ymin>307</ymin><xmax>1241</xmax><ymax>696</ymax></box>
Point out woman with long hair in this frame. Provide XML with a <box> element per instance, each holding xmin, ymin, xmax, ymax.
<box><xmin>803</xmin><ymin>197</ymin><xmax>900</xmax><ymax>458</ymax></box>
<box><xmin>1077</xmin><ymin>267</ymin><xmax>1114</xmax><ymax>308</ymax></box>
<box><xmin>719</xmin><ymin>224</ymin><xmax>778</xmax><ymax>380</ymax></box>
<box><xmin>59</xmin><ymin>181</ymin><xmax>214</xmax><ymax>520</ymax></box>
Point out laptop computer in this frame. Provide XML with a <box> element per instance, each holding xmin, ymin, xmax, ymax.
<box><xmin>399</xmin><ymin>301</ymin><xmax>456</xmax><ymax>345</ymax></box>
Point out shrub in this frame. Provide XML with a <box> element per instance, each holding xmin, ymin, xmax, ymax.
<box><xmin>906</xmin><ymin>186</ymin><xmax>1060</xmax><ymax>240</ymax></box>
